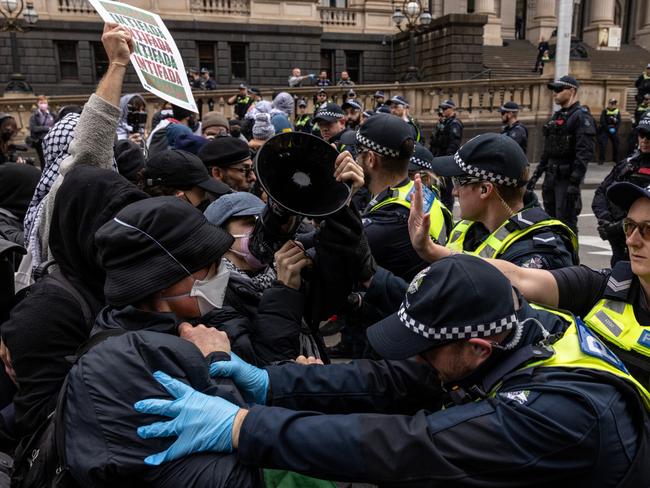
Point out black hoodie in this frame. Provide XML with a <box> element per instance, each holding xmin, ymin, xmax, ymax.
<box><xmin>0</xmin><ymin>163</ymin><xmax>40</xmax><ymax>245</ymax></box>
<box><xmin>1</xmin><ymin>167</ymin><xmax>148</xmax><ymax>439</ymax></box>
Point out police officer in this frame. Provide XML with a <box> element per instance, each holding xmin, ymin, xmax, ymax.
<box><xmin>227</xmin><ymin>84</ymin><xmax>253</xmax><ymax>120</ymax></box>
<box><xmin>499</xmin><ymin>101</ymin><xmax>528</xmax><ymax>153</ymax></box>
<box><xmin>373</xmin><ymin>90</ymin><xmax>386</xmax><ymax>110</ymax></box>
<box><xmin>430</xmin><ymin>99</ymin><xmax>464</xmax><ymax>210</ymax></box>
<box><xmin>426</xmin><ymin>133</ymin><xmax>577</xmax><ymax>269</ymax></box>
<box><xmin>636</xmin><ymin>63</ymin><xmax>650</xmax><ymax>106</ymax></box>
<box><xmin>388</xmin><ymin>95</ymin><xmax>422</xmax><ymax>143</ymax></box>
<box><xmin>598</xmin><ymin>98</ymin><xmax>621</xmax><ymax>164</ymax></box>
<box><xmin>593</xmin><ymin>116</ymin><xmax>650</xmax><ymax>265</ymax></box>
<box><xmin>200</xmin><ymin>68</ymin><xmax>217</xmax><ymax>90</ymax></box>
<box><xmin>294</xmin><ymin>99</ymin><xmax>313</xmax><ymax>134</ymax></box>
<box><xmin>135</xmin><ymin>254</ymin><xmax>650</xmax><ymax>487</ymax></box>
<box><xmin>528</xmin><ymin>75</ymin><xmax>596</xmax><ymax>234</ymax></box>
<box><xmin>312</xmin><ymin>103</ymin><xmax>353</xmax><ymax>152</ymax></box>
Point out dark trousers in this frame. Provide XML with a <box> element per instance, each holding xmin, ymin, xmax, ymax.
<box><xmin>598</xmin><ymin>131</ymin><xmax>619</xmax><ymax>163</ymax></box>
<box><xmin>609</xmin><ymin>238</ymin><xmax>628</xmax><ymax>266</ymax></box>
<box><xmin>542</xmin><ymin>175</ymin><xmax>581</xmax><ymax>234</ymax></box>
<box><xmin>34</xmin><ymin>140</ymin><xmax>44</xmax><ymax>167</ymax></box>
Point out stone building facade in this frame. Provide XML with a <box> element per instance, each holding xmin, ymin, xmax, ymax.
<box><xmin>0</xmin><ymin>0</ymin><xmax>648</xmax><ymax>96</ymax></box>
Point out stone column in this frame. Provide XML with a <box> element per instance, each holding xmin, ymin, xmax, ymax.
<box><xmin>474</xmin><ymin>0</ymin><xmax>502</xmax><ymax>46</ymax></box>
<box><xmin>582</xmin><ymin>0</ymin><xmax>618</xmax><ymax>50</ymax></box>
<box><xmin>527</xmin><ymin>0</ymin><xmax>556</xmax><ymax>43</ymax></box>
<box><xmin>635</xmin><ymin>2</ymin><xmax>650</xmax><ymax>51</ymax></box>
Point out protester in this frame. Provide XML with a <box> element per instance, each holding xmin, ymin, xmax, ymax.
<box><xmin>0</xmin><ymin>114</ymin><xmax>20</xmax><ymax>164</ymax></box>
<box><xmin>150</xmin><ymin>101</ymin><xmax>173</xmax><ymax>132</ymax></box>
<box><xmin>270</xmin><ymin>92</ymin><xmax>294</xmax><ymax>134</ymax></box>
<box><xmin>114</xmin><ymin>140</ymin><xmax>145</xmax><ymax>184</ymax></box>
<box><xmin>116</xmin><ymin>93</ymin><xmax>147</xmax><ymax>144</ymax></box>
<box><xmin>201</xmin><ymin>111</ymin><xmax>229</xmax><ymax>139</ymax></box>
<box><xmin>201</xmin><ymin>67</ymin><xmax>217</xmax><ymax>90</ymax></box>
<box><xmin>241</xmin><ymin>100</ymin><xmax>272</xmax><ymax>141</ymax></box>
<box><xmin>147</xmin><ymin>104</ymin><xmax>199</xmax><ymax>158</ymax></box>
<box><xmin>316</xmin><ymin>71</ymin><xmax>332</xmax><ymax>87</ymax></box>
<box><xmin>337</xmin><ymin>70</ymin><xmax>355</xmax><ymax>86</ymax></box>
<box><xmin>199</xmin><ymin>137</ymin><xmax>256</xmax><ymax>192</ymax></box>
<box><xmin>0</xmin><ymin>164</ymin><xmax>40</xmax><ymax>245</ymax></box>
<box><xmin>288</xmin><ymin>68</ymin><xmax>314</xmax><ymax>88</ymax></box>
<box><xmin>134</xmin><ymin>253</ymin><xmax>650</xmax><ymax>487</ymax></box>
<box><xmin>28</xmin><ymin>95</ymin><xmax>55</xmax><ymax>165</ymax></box>
<box><xmin>138</xmin><ymin>150</ymin><xmax>229</xmax><ymax>210</ymax></box>
<box><xmin>249</xmin><ymin>113</ymin><xmax>274</xmax><ymax>152</ymax></box>
<box><xmin>188</xmin><ymin>67</ymin><xmax>204</xmax><ymax>90</ymax></box>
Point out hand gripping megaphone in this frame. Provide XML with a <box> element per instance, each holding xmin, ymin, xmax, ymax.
<box><xmin>249</xmin><ymin>131</ymin><xmax>352</xmax><ymax>264</ymax></box>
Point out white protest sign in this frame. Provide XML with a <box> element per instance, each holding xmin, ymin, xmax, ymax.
<box><xmin>88</xmin><ymin>0</ymin><xmax>198</xmax><ymax>113</ymax></box>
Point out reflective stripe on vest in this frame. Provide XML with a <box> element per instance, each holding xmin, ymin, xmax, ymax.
<box><xmin>606</xmin><ymin>109</ymin><xmax>620</xmax><ymax>116</ymax></box>
<box><xmin>446</xmin><ymin>212</ymin><xmax>578</xmax><ymax>259</ymax></box>
<box><xmin>370</xmin><ymin>180</ymin><xmax>448</xmax><ymax>244</ymax></box>
<box><xmin>518</xmin><ymin>305</ymin><xmax>650</xmax><ymax>411</ymax></box>
<box><xmin>584</xmin><ymin>299</ymin><xmax>650</xmax><ymax>359</ymax></box>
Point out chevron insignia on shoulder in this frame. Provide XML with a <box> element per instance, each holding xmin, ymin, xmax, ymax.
<box><xmin>516</xmin><ymin>214</ymin><xmax>534</xmax><ymax>226</ymax></box>
<box><xmin>607</xmin><ymin>277</ymin><xmax>632</xmax><ymax>293</ymax></box>
<box><xmin>533</xmin><ymin>236</ymin><xmax>555</xmax><ymax>243</ymax></box>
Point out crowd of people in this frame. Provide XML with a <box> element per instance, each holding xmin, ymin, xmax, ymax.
<box><xmin>2</xmin><ymin>22</ymin><xmax>650</xmax><ymax>487</ymax></box>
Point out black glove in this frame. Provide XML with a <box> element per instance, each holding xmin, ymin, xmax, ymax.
<box><xmin>526</xmin><ymin>175</ymin><xmax>538</xmax><ymax>191</ymax></box>
<box><xmin>597</xmin><ymin>220</ymin><xmax>611</xmax><ymax>241</ymax></box>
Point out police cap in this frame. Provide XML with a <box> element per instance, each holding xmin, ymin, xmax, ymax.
<box><xmin>499</xmin><ymin>101</ymin><xmax>519</xmax><ymax>113</ymax></box>
<box><xmin>356</xmin><ymin>113</ymin><xmax>415</xmax><ymax>159</ymax></box>
<box><xmin>390</xmin><ymin>95</ymin><xmax>409</xmax><ymax>107</ymax></box>
<box><xmin>313</xmin><ymin>103</ymin><xmax>345</xmax><ymax>124</ymax></box>
<box><xmin>439</xmin><ymin>99</ymin><xmax>456</xmax><ymax>110</ymax></box>
<box><xmin>408</xmin><ymin>143</ymin><xmax>434</xmax><ymax>172</ymax></box>
<box><xmin>430</xmin><ymin>133</ymin><xmax>528</xmax><ymax>187</ymax></box>
<box><xmin>547</xmin><ymin>75</ymin><xmax>580</xmax><ymax>91</ymax></box>
<box><xmin>607</xmin><ymin>180</ymin><xmax>650</xmax><ymax>212</ymax></box>
<box><xmin>367</xmin><ymin>254</ymin><xmax>519</xmax><ymax>359</ymax></box>
<box><xmin>342</xmin><ymin>99</ymin><xmax>362</xmax><ymax>111</ymax></box>
<box><xmin>374</xmin><ymin>90</ymin><xmax>385</xmax><ymax>99</ymax></box>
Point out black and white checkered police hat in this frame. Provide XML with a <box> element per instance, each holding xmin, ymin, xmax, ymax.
<box><xmin>430</xmin><ymin>133</ymin><xmax>528</xmax><ymax>187</ymax></box>
<box><xmin>367</xmin><ymin>254</ymin><xmax>519</xmax><ymax>359</ymax></box>
<box><xmin>356</xmin><ymin>113</ymin><xmax>415</xmax><ymax>159</ymax></box>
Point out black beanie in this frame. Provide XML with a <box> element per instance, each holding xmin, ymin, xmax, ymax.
<box><xmin>95</xmin><ymin>196</ymin><xmax>234</xmax><ymax>307</ymax></box>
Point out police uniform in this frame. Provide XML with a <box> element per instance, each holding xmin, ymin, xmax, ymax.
<box><xmin>294</xmin><ymin>109</ymin><xmax>313</xmax><ymax>134</ymax></box>
<box><xmin>592</xmin><ymin>129</ymin><xmax>650</xmax><ymax>264</ymax></box>
<box><xmin>635</xmin><ymin>67</ymin><xmax>650</xmax><ymax>105</ymax></box>
<box><xmin>499</xmin><ymin>102</ymin><xmax>528</xmax><ymax>154</ymax></box>
<box><xmin>535</xmin><ymin>77</ymin><xmax>596</xmax><ymax>234</ymax></box>
<box><xmin>313</xmin><ymin>103</ymin><xmax>354</xmax><ymax>154</ymax></box>
<box><xmin>233</xmin><ymin>92</ymin><xmax>253</xmax><ymax>120</ymax></box>
<box><xmin>152</xmin><ymin>256</ymin><xmax>650</xmax><ymax>487</ymax></box>
<box><xmin>598</xmin><ymin>101</ymin><xmax>621</xmax><ymax>163</ymax></box>
<box><xmin>430</xmin><ymin>100</ymin><xmax>463</xmax><ymax>210</ymax></box>
<box><xmin>431</xmin><ymin>132</ymin><xmax>579</xmax><ymax>270</ymax></box>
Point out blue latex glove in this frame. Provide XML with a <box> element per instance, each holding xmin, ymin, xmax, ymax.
<box><xmin>609</xmin><ymin>127</ymin><xmax>616</xmax><ymax>134</ymax></box>
<box><xmin>134</xmin><ymin>370</ymin><xmax>240</xmax><ymax>465</ymax></box>
<box><xmin>209</xmin><ymin>352</ymin><xmax>269</xmax><ymax>405</ymax></box>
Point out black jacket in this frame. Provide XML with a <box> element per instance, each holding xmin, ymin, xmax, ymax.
<box><xmin>0</xmin><ymin>163</ymin><xmax>40</xmax><ymax>245</ymax></box>
<box><xmin>538</xmin><ymin>102</ymin><xmax>596</xmax><ymax>183</ymax></box>
<box><xmin>501</xmin><ymin>121</ymin><xmax>528</xmax><ymax>153</ymax></box>
<box><xmin>65</xmin><ymin>325</ymin><xmax>262</xmax><ymax>487</ymax></box>
<box><xmin>430</xmin><ymin>116</ymin><xmax>462</xmax><ymax>157</ymax></box>
<box><xmin>237</xmin><ymin>303</ymin><xmax>648</xmax><ymax>487</ymax></box>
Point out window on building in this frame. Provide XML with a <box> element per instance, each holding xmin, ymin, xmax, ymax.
<box><xmin>56</xmin><ymin>41</ymin><xmax>79</xmax><ymax>81</ymax></box>
<box><xmin>467</xmin><ymin>0</ymin><xmax>474</xmax><ymax>13</ymax></box>
<box><xmin>320</xmin><ymin>0</ymin><xmax>347</xmax><ymax>7</ymax></box>
<box><xmin>320</xmin><ymin>50</ymin><xmax>335</xmax><ymax>79</ymax></box>
<box><xmin>197</xmin><ymin>42</ymin><xmax>216</xmax><ymax>76</ymax></box>
<box><xmin>230</xmin><ymin>43</ymin><xmax>248</xmax><ymax>81</ymax></box>
<box><xmin>92</xmin><ymin>42</ymin><xmax>109</xmax><ymax>82</ymax></box>
<box><xmin>345</xmin><ymin>51</ymin><xmax>361</xmax><ymax>84</ymax></box>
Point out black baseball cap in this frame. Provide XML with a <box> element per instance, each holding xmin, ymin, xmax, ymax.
<box><xmin>548</xmin><ymin>75</ymin><xmax>579</xmax><ymax>90</ymax></box>
<box><xmin>144</xmin><ymin>150</ymin><xmax>230</xmax><ymax>196</ymax></box>
<box><xmin>367</xmin><ymin>254</ymin><xmax>518</xmax><ymax>359</ymax></box>
<box><xmin>409</xmin><ymin>143</ymin><xmax>434</xmax><ymax>172</ymax></box>
<box><xmin>607</xmin><ymin>181</ymin><xmax>650</xmax><ymax>212</ymax></box>
<box><xmin>499</xmin><ymin>101</ymin><xmax>519</xmax><ymax>113</ymax></box>
<box><xmin>356</xmin><ymin>113</ymin><xmax>415</xmax><ymax>159</ymax></box>
<box><xmin>313</xmin><ymin>103</ymin><xmax>345</xmax><ymax>123</ymax></box>
<box><xmin>430</xmin><ymin>133</ymin><xmax>528</xmax><ymax>187</ymax></box>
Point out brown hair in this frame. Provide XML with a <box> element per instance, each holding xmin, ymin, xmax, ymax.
<box><xmin>494</xmin><ymin>166</ymin><xmax>529</xmax><ymax>205</ymax></box>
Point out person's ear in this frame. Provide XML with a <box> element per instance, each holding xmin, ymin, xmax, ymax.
<box><xmin>467</xmin><ymin>338</ymin><xmax>493</xmax><ymax>361</ymax></box>
<box><xmin>210</xmin><ymin>166</ymin><xmax>223</xmax><ymax>180</ymax></box>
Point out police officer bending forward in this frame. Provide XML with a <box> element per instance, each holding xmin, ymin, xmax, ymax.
<box><xmin>134</xmin><ymin>254</ymin><xmax>650</xmax><ymax>487</ymax></box>
<box><xmin>412</xmin><ymin>178</ymin><xmax>650</xmax><ymax>388</ymax></box>
<box><xmin>431</xmin><ymin>133</ymin><xmax>578</xmax><ymax>270</ymax></box>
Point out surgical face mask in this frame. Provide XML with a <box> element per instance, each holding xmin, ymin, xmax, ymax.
<box><xmin>230</xmin><ymin>232</ymin><xmax>265</xmax><ymax>271</ymax></box>
<box><xmin>39</xmin><ymin>103</ymin><xmax>49</xmax><ymax>112</ymax></box>
<box><xmin>163</xmin><ymin>262</ymin><xmax>231</xmax><ymax>316</ymax></box>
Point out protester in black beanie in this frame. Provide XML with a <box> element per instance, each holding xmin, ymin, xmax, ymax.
<box><xmin>114</xmin><ymin>139</ymin><xmax>145</xmax><ymax>183</ymax></box>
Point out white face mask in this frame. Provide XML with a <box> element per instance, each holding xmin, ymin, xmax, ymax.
<box><xmin>163</xmin><ymin>261</ymin><xmax>231</xmax><ymax>315</ymax></box>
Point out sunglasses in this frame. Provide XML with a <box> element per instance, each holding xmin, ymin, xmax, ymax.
<box><xmin>638</xmin><ymin>131</ymin><xmax>650</xmax><ymax>140</ymax></box>
<box><xmin>551</xmin><ymin>86</ymin><xmax>569</xmax><ymax>94</ymax></box>
<box><xmin>452</xmin><ymin>176</ymin><xmax>482</xmax><ymax>187</ymax></box>
<box><xmin>229</xmin><ymin>166</ymin><xmax>255</xmax><ymax>176</ymax></box>
<box><xmin>623</xmin><ymin>218</ymin><xmax>650</xmax><ymax>239</ymax></box>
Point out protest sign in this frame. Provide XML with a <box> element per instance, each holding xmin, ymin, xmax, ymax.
<box><xmin>88</xmin><ymin>0</ymin><xmax>198</xmax><ymax>113</ymax></box>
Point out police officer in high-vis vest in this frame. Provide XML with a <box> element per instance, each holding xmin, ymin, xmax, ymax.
<box><xmin>134</xmin><ymin>254</ymin><xmax>650</xmax><ymax>487</ymax></box>
<box><xmin>357</xmin><ymin>113</ymin><xmax>448</xmax><ymax>281</ymax></box>
<box><xmin>294</xmin><ymin>98</ymin><xmax>313</xmax><ymax>134</ymax></box>
<box><xmin>635</xmin><ymin>63</ymin><xmax>650</xmax><ymax>106</ymax></box>
<box><xmin>598</xmin><ymin>98</ymin><xmax>621</xmax><ymax>164</ymax></box>
<box><xmin>227</xmin><ymin>84</ymin><xmax>253</xmax><ymax>120</ymax></box>
<box><xmin>528</xmin><ymin>76</ymin><xmax>596</xmax><ymax>234</ymax></box>
<box><xmin>313</xmin><ymin>103</ymin><xmax>354</xmax><ymax>154</ymax></box>
<box><xmin>430</xmin><ymin>133</ymin><xmax>578</xmax><ymax>270</ymax></box>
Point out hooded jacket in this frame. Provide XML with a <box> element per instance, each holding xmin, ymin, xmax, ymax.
<box><xmin>0</xmin><ymin>164</ymin><xmax>40</xmax><ymax>245</ymax></box>
<box><xmin>1</xmin><ymin>167</ymin><xmax>148</xmax><ymax>439</ymax></box>
<box><xmin>116</xmin><ymin>93</ymin><xmax>146</xmax><ymax>140</ymax></box>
